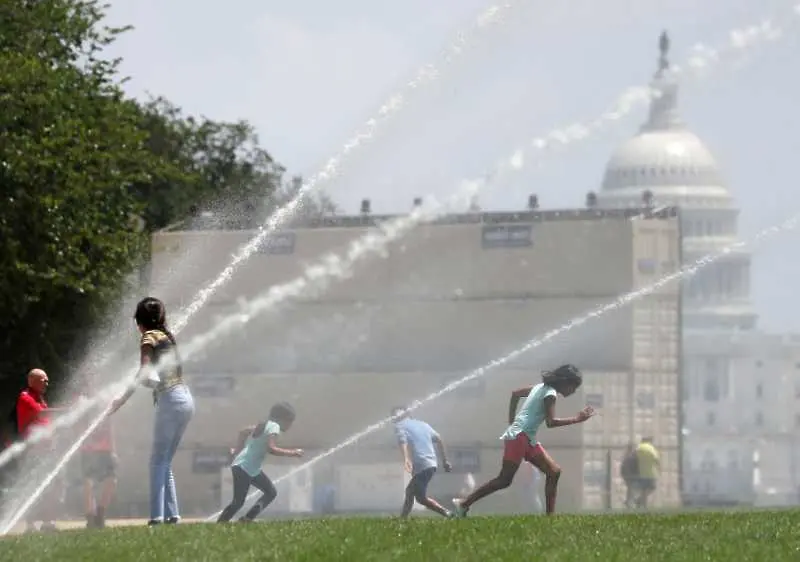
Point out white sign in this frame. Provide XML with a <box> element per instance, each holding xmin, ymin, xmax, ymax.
<box><xmin>335</xmin><ymin>463</ymin><xmax>405</xmax><ymax>512</ymax></box>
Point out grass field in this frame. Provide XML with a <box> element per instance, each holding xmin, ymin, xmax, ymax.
<box><xmin>3</xmin><ymin>511</ymin><xmax>800</xmax><ymax>561</ymax></box>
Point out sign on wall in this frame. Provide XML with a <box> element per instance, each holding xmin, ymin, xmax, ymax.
<box><xmin>257</xmin><ymin>232</ymin><xmax>296</xmax><ymax>255</ymax></box>
<box><xmin>481</xmin><ymin>225</ymin><xmax>533</xmax><ymax>249</ymax></box>
<box><xmin>192</xmin><ymin>376</ymin><xmax>236</xmax><ymax>398</ymax></box>
<box><xmin>586</xmin><ymin>393</ymin><xmax>604</xmax><ymax>408</ymax></box>
<box><xmin>192</xmin><ymin>448</ymin><xmax>232</xmax><ymax>474</ymax></box>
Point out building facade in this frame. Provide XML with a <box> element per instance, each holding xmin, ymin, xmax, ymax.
<box><xmin>107</xmin><ymin>209</ymin><xmax>682</xmax><ymax>517</ymax></box>
<box><xmin>596</xmin><ymin>32</ymin><xmax>800</xmax><ymax>506</ymax></box>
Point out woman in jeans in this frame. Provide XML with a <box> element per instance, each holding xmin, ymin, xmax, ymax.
<box><xmin>110</xmin><ymin>297</ymin><xmax>195</xmax><ymax>526</ymax></box>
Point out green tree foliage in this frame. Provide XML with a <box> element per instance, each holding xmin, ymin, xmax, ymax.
<box><xmin>133</xmin><ymin>98</ymin><xmax>338</xmax><ymax>232</ymax></box>
<box><xmin>0</xmin><ymin>0</ymin><xmax>337</xmax><ymax>409</ymax></box>
<box><xmin>0</xmin><ymin>1</ymin><xmax>160</xmax><ymax>398</ymax></box>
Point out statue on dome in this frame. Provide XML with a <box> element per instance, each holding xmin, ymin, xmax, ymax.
<box><xmin>658</xmin><ymin>30</ymin><xmax>670</xmax><ymax>72</ymax></box>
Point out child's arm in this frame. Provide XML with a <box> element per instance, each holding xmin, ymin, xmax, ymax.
<box><xmin>400</xmin><ymin>442</ymin><xmax>413</xmax><ymax>473</ymax></box>
<box><xmin>109</xmin><ymin>345</ymin><xmax>153</xmax><ymax>414</ymax></box>
<box><xmin>230</xmin><ymin>425</ymin><xmax>256</xmax><ymax>458</ymax></box>
<box><xmin>432</xmin><ymin>434</ymin><xmax>452</xmax><ymax>472</ymax></box>
<box><xmin>267</xmin><ymin>434</ymin><xmax>303</xmax><ymax>457</ymax></box>
<box><xmin>508</xmin><ymin>386</ymin><xmax>533</xmax><ymax>423</ymax></box>
<box><xmin>544</xmin><ymin>396</ymin><xmax>594</xmax><ymax>428</ymax></box>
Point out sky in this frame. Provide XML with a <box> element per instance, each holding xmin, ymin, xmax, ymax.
<box><xmin>105</xmin><ymin>0</ymin><xmax>800</xmax><ymax>332</ymax></box>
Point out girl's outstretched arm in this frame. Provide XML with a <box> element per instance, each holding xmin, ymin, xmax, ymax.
<box><xmin>544</xmin><ymin>397</ymin><xmax>594</xmax><ymax>428</ymax></box>
<box><xmin>267</xmin><ymin>435</ymin><xmax>303</xmax><ymax>457</ymax></box>
<box><xmin>109</xmin><ymin>346</ymin><xmax>153</xmax><ymax>415</ymax></box>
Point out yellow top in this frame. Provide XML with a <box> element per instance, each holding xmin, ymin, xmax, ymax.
<box><xmin>140</xmin><ymin>329</ymin><xmax>183</xmax><ymax>393</ymax></box>
<box><xmin>636</xmin><ymin>442</ymin><xmax>660</xmax><ymax>479</ymax></box>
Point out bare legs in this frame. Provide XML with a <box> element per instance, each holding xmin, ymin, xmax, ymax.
<box><xmin>456</xmin><ymin>447</ymin><xmax>562</xmax><ymax>516</ymax></box>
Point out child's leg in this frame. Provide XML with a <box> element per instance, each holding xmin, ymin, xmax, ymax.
<box><xmin>528</xmin><ymin>444</ymin><xmax>561</xmax><ymax>515</ymax></box>
<box><xmin>217</xmin><ymin>467</ymin><xmax>252</xmax><ymax>523</ymax></box>
<box><xmin>458</xmin><ymin>435</ymin><xmax>527</xmax><ymax>513</ymax></box>
<box><xmin>410</xmin><ymin>468</ymin><xmax>450</xmax><ymax>517</ymax></box>
<box><xmin>241</xmin><ymin>471</ymin><xmax>278</xmax><ymax>521</ymax></box>
<box><xmin>83</xmin><ymin>478</ymin><xmax>95</xmax><ymax>527</ymax></box>
<box><xmin>401</xmin><ymin>479</ymin><xmax>415</xmax><ymax>518</ymax></box>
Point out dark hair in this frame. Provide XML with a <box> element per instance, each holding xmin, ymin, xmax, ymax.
<box><xmin>542</xmin><ymin>364</ymin><xmax>583</xmax><ymax>392</ymax></box>
<box><xmin>134</xmin><ymin>297</ymin><xmax>181</xmax><ymax>377</ymax></box>
<box><xmin>269</xmin><ymin>402</ymin><xmax>296</xmax><ymax>423</ymax></box>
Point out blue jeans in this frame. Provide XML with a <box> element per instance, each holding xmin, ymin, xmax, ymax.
<box><xmin>150</xmin><ymin>384</ymin><xmax>194</xmax><ymax>522</ymax></box>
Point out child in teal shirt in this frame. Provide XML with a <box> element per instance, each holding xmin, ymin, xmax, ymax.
<box><xmin>217</xmin><ymin>402</ymin><xmax>303</xmax><ymax>523</ymax></box>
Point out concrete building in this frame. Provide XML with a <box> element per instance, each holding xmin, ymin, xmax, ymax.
<box><xmin>596</xmin><ymin>31</ymin><xmax>800</xmax><ymax>506</ymax></box>
<box><xmin>108</xmin><ymin>208</ymin><xmax>682</xmax><ymax>517</ymax></box>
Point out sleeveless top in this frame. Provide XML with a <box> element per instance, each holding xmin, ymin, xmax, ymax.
<box><xmin>140</xmin><ymin>329</ymin><xmax>184</xmax><ymax>395</ymax></box>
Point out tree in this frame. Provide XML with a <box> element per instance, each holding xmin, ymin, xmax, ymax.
<box><xmin>132</xmin><ymin>97</ymin><xmax>339</xmax><ymax>232</ymax></box>
<box><xmin>0</xmin><ymin>0</ymin><xmax>162</xmax><ymax>397</ymax></box>
<box><xmin>132</xmin><ymin>97</ymin><xmax>286</xmax><ymax>231</ymax></box>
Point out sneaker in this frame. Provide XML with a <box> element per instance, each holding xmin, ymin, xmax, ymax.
<box><xmin>39</xmin><ymin>522</ymin><xmax>57</xmax><ymax>532</ymax></box>
<box><xmin>147</xmin><ymin>519</ymin><xmax>162</xmax><ymax>527</ymax></box>
<box><xmin>165</xmin><ymin>517</ymin><xmax>179</xmax><ymax>525</ymax></box>
<box><xmin>452</xmin><ymin>501</ymin><xmax>468</xmax><ymax>518</ymax></box>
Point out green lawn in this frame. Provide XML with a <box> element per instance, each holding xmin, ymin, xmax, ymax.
<box><xmin>3</xmin><ymin>511</ymin><xmax>800</xmax><ymax>561</ymax></box>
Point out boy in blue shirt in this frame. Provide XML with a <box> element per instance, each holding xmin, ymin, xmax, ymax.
<box><xmin>453</xmin><ymin>364</ymin><xmax>594</xmax><ymax>517</ymax></box>
<box><xmin>217</xmin><ymin>402</ymin><xmax>303</xmax><ymax>523</ymax></box>
<box><xmin>391</xmin><ymin>406</ymin><xmax>453</xmax><ymax>518</ymax></box>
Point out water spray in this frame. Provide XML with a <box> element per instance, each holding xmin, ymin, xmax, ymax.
<box><xmin>0</xmin><ymin>5</ymin><xmax>792</xmax><ymax>475</ymax></box>
<box><xmin>0</xmin><ymin>7</ymin><xmax>796</xmax><ymax>530</ymax></box>
<box><xmin>169</xmin><ymin>1</ymin><xmax>519</xmax><ymax>335</ymax></box>
<box><xmin>202</xmin><ymin>210</ymin><xmax>800</xmax><ymax>521</ymax></box>
<box><xmin>38</xmin><ymin>0</ymin><xmax>521</xmax><ymax>402</ymax></box>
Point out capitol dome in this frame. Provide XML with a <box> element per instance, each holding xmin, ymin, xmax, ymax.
<box><xmin>599</xmin><ymin>33</ymin><xmax>732</xmax><ymax>207</ymax></box>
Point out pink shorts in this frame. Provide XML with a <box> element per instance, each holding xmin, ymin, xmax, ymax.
<box><xmin>503</xmin><ymin>433</ymin><xmax>545</xmax><ymax>464</ymax></box>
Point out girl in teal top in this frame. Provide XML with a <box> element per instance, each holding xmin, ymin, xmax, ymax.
<box><xmin>217</xmin><ymin>402</ymin><xmax>303</xmax><ymax>523</ymax></box>
<box><xmin>454</xmin><ymin>364</ymin><xmax>594</xmax><ymax>517</ymax></box>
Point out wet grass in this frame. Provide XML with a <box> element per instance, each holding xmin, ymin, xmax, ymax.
<box><xmin>3</xmin><ymin>510</ymin><xmax>800</xmax><ymax>561</ymax></box>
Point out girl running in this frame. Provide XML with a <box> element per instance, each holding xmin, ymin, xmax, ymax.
<box><xmin>217</xmin><ymin>402</ymin><xmax>303</xmax><ymax>523</ymax></box>
<box><xmin>453</xmin><ymin>364</ymin><xmax>594</xmax><ymax>517</ymax></box>
<box><xmin>109</xmin><ymin>297</ymin><xmax>195</xmax><ymax>526</ymax></box>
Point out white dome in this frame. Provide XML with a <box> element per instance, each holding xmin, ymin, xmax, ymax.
<box><xmin>598</xmin><ymin>48</ymin><xmax>731</xmax><ymax>204</ymax></box>
<box><xmin>601</xmin><ymin>127</ymin><xmax>728</xmax><ymax>195</ymax></box>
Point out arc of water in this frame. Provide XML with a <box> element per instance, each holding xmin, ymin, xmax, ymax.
<box><xmin>62</xmin><ymin>0</ymin><xmax>520</xmax><ymax>386</ymax></box>
<box><xmin>169</xmin><ymin>1</ymin><xmax>518</xmax><ymax>335</ymax></box>
<box><xmin>0</xmin><ymin>6</ymin><xmax>792</xmax><ymax>475</ymax></box>
<box><xmin>202</xmin><ymin>211</ymin><xmax>800</xmax><ymax>522</ymax></box>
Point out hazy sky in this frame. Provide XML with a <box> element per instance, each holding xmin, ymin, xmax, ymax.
<box><xmin>106</xmin><ymin>0</ymin><xmax>800</xmax><ymax>332</ymax></box>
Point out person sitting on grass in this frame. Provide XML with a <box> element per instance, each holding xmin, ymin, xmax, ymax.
<box><xmin>217</xmin><ymin>402</ymin><xmax>303</xmax><ymax>523</ymax></box>
<box><xmin>391</xmin><ymin>406</ymin><xmax>453</xmax><ymax>518</ymax></box>
<box><xmin>453</xmin><ymin>364</ymin><xmax>594</xmax><ymax>517</ymax></box>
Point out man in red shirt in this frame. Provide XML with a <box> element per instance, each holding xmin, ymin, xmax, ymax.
<box><xmin>15</xmin><ymin>369</ymin><xmax>58</xmax><ymax>532</ymax></box>
<box><xmin>75</xmin><ymin>374</ymin><xmax>117</xmax><ymax>529</ymax></box>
